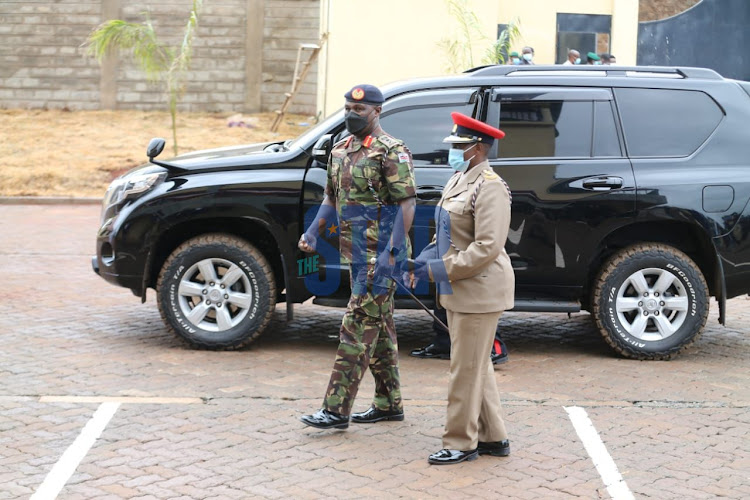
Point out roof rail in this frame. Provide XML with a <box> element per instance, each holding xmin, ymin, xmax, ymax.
<box><xmin>467</xmin><ymin>65</ymin><xmax>723</xmax><ymax>80</ymax></box>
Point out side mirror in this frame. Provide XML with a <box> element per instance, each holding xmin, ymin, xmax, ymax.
<box><xmin>147</xmin><ymin>138</ymin><xmax>166</xmax><ymax>161</ymax></box>
<box><xmin>312</xmin><ymin>134</ymin><xmax>332</xmax><ymax>165</ymax></box>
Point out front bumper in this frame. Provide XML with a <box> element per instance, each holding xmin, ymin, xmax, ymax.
<box><xmin>91</xmin><ymin>253</ymin><xmax>144</xmax><ymax>295</ymax></box>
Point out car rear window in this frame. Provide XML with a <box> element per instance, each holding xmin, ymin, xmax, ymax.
<box><xmin>497</xmin><ymin>100</ymin><xmax>593</xmax><ymax>159</ymax></box>
<box><xmin>614</xmin><ymin>88</ymin><xmax>724</xmax><ymax>157</ymax></box>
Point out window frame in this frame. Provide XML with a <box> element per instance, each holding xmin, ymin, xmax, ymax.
<box><xmin>489</xmin><ymin>87</ymin><xmax>616</xmax><ymax>161</ymax></box>
<box><xmin>379</xmin><ymin>87</ymin><xmax>482</xmax><ymax>168</ymax></box>
<box><xmin>613</xmin><ymin>87</ymin><xmax>725</xmax><ymax>159</ymax></box>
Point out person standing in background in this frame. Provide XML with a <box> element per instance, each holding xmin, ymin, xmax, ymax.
<box><xmin>562</xmin><ymin>49</ymin><xmax>580</xmax><ymax>65</ymax></box>
<box><xmin>521</xmin><ymin>46</ymin><xmax>535</xmax><ymax>64</ymax></box>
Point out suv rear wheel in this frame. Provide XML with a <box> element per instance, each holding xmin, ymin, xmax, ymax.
<box><xmin>156</xmin><ymin>234</ymin><xmax>276</xmax><ymax>349</ymax></box>
<box><xmin>592</xmin><ymin>243</ymin><xmax>709</xmax><ymax>360</ymax></box>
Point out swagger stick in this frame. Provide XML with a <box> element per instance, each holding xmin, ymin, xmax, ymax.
<box><xmin>369</xmin><ymin>257</ymin><xmax>449</xmax><ymax>332</ymax></box>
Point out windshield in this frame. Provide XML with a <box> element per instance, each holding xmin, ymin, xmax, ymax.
<box><xmin>288</xmin><ymin>108</ymin><xmax>344</xmax><ymax>150</ymax></box>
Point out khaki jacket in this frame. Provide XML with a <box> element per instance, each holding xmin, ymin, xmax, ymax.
<box><xmin>428</xmin><ymin>160</ymin><xmax>515</xmax><ymax>313</ymax></box>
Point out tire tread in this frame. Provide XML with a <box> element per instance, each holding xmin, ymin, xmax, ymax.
<box><xmin>156</xmin><ymin>233</ymin><xmax>276</xmax><ymax>350</ymax></box>
<box><xmin>591</xmin><ymin>243</ymin><xmax>709</xmax><ymax>360</ymax></box>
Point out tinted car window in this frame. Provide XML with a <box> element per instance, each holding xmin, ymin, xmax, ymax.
<box><xmin>614</xmin><ymin>88</ymin><xmax>724</xmax><ymax>157</ymax></box>
<box><xmin>593</xmin><ymin>101</ymin><xmax>622</xmax><ymax>157</ymax></box>
<box><xmin>380</xmin><ymin>103</ymin><xmax>474</xmax><ymax>166</ymax></box>
<box><xmin>496</xmin><ymin>100</ymin><xmax>593</xmax><ymax>159</ymax></box>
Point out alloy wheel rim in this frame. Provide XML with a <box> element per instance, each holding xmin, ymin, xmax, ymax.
<box><xmin>615</xmin><ymin>267</ymin><xmax>689</xmax><ymax>341</ymax></box>
<box><xmin>177</xmin><ymin>258</ymin><xmax>253</xmax><ymax>332</ymax></box>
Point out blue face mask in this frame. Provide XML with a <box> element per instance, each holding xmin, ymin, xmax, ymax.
<box><xmin>448</xmin><ymin>144</ymin><xmax>476</xmax><ymax>172</ymax></box>
<box><xmin>575</xmin><ymin>57</ymin><xmax>581</xmax><ymax>64</ymax></box>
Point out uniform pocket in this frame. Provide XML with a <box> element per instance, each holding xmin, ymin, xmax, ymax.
<box><xmin>351</xmin><ymin>160</ymin><xmax>382</xmax><ymax>197</ymax></box>
<box><xmin>351</xmin><ymin>161</ymin><xmax>380</xmax><ymax>182</ymax></box>
<box><xmin>443</xmin><ymin>198</ymin><xmax>468</xmax><ymax>215</ymax></box>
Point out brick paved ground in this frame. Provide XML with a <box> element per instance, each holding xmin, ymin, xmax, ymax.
<box><xmin>1</xmin><ymin>204</ymin><xmax>749</xmax><ymax>499</ymax></box>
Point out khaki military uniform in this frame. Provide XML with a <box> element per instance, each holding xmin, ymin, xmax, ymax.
<box><xmin>322</xmin><ymin>132</ymin><xmax>416</xmax><ymax>416</ymax></box>
<box><xmin>427</xmin><ymin>160</ymin><xmax>514</xmax><ymax>451</ymax></box>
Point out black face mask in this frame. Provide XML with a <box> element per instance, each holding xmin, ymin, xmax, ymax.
<box><xmin>345</xmin><ymin>111</ymin><xmax>369</xmax><ymax>135</ymax></box>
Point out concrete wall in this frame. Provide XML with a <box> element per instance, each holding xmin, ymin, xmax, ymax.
<box><xmin>0</xmin><ymin>0</ymin><xmax>320</xmax><ymax>114</ymax></box>
<box><xmin>318</xmin><ymin>0</ymin><xmax>499</xmax><ymax>116</ymax></box>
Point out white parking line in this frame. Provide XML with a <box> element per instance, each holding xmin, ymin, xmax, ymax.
<box><xmin>565</xmin><ymin>406</ymin><xmax>635</xmax><ymax>500</ymax></box>
<box><xmin>40</xmin><ymin>396</ymin><xmax>202</xmax><ymax>404</ymax></box>
<box><xmin>31</xmin><ymin>402</ymin><xmax>120</xmax><ymax>500</ymax></box>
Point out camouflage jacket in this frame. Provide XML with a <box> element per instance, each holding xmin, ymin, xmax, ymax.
<box><xmin>324</xmin><ymin>132</ymin><xmax>416</xmax><ymax>264</ymax></box>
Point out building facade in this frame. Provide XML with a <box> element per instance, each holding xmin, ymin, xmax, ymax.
<box><xmin>1</xmin><ymin>1</ymin><xmax>741</xmax><ymax>117</ymax></box>
<box><xmin>318</xmin><ymin>0</ymin><xmax>645</xmax><ymax>115</ymax></box>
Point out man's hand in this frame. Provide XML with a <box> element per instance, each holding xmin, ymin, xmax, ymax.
<box><xmin>404</xmin><ymin>258</ymin><xmax>430</xmax><ymax>288</ymax></box>
<box><xmin>298</xmin><ymin>233</ymin><xmax>316</xmax><ymax>253</ymax></box>
<box><xmin>372</xmin><ymin>250</ymin><xmax>396</xmax><ymax>281</ymax></box>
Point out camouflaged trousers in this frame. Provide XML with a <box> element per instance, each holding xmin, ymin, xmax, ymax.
<box><xmin>323</xmin><ymin>266</ymin><xmax>402</xmax><ymax>416</ymax></box>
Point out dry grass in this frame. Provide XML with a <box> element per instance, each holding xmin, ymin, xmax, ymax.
<box><xmin>0</xmin><ymin>109</ymin><xmax>311</xmax><ymax>197</ymax></box>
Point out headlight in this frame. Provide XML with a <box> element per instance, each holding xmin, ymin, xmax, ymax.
<box><xmin>103</xmin><ymin>172</ymin><xmax>167</xmax><ymax>209</ymax></box>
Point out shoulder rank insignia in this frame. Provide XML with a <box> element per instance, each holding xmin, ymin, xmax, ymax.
<box><xmin>377</xmin><ymin>134</ymin><xmax>400</xmax><ymax>148</ymax></box>
<box><xmin>482</xmin><ymin>168</ymin><xmax>499</xmax><ymax>180</ymax></box>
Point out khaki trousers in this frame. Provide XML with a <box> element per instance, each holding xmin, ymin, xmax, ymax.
<box><xmin>443</xmin><ymin>310</ymin><xmax>508</xmax><ymax>451</ymax></box>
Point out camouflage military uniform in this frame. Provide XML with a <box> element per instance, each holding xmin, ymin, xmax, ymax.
<box><xmin>322</xmin><ymin>132</ymin><xmax>416</xmax><ymax>416</ymax></box>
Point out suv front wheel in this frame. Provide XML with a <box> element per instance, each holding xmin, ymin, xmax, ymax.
<box><xmin>592</xmin><ymin>243</ymin><xmax>709</xmax><ymax>360</ymax></box>
<box><xmin>156</xmin><ymin>234</ymin><xmax>276</xmax><ymax>349</ymax></box>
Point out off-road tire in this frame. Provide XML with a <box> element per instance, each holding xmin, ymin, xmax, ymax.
<box><xmin>592</xmin><ymin>243</ymin><xmax>709</xmax><ymax>360</ymax></box>
<box><xmin>156</xmin><ymin>234</ymin><xmax>276</xmax><ymax>350</ymax></box>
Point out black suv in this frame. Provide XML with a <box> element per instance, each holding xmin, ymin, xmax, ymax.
<box><xmin>92</xmin><ymin>65</ymin><xmax>750</xmax><ymax>360</ymax></box>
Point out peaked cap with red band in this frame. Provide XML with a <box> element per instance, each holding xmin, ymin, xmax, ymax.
<box><xmin>443</xmin><ymin>112</ymin><xmax>505</xmax><ymax>146</ymax></box>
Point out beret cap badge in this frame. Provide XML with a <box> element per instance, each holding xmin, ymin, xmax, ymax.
<box><xmin>351</xmin><ymin>88</ymin><xmax>365</xmax><ymax>100</ymax></box>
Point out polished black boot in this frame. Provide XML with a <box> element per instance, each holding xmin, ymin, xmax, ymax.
<box><xmin>351</xmin><ymin>406</ymin><xmax>404</xmax><ymax>423</ymax></box>
<box><xmin>428</xmin><ymin>448</ymin><xmax>479</xmax><ymax>465</ymax></box>
<box><xmin>478</xmin><ymin>440</ymin><xmax>511</xmax><ymax>457</ymax></box>
<box><xmin>300</xmin><ymin>409</ymin><xmax>349</xmax><ymax>429</ymax></box>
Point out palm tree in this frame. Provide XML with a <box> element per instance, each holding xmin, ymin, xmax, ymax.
<box><xmin>484</xmin><ymin>18</ymin><xmax>522</xmax><ymax>66</ymax></box>
<box><xmin>438</xmin><ymin>0</ymin><xmax>522</xmax><ymax>72</ymax></box>
<box><xmin>84</xmin><ymin>0</ymin><xmax>203</xmax><ymax>155</ymax></box>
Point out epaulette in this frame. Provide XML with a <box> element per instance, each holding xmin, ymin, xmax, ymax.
<box><xmin>481</xmin><ymin>168</ymin><xmax>499</xmax><ymax>181</ymax></box>
<box><xmin>332</xmin><ymin>137</ymin><xmax>350</xmax><ymax>149</ymax></box>
<box><xmin>376</xmin><ymin>133</ymin><xmax>403</xmax><ymax>149</ymax></box>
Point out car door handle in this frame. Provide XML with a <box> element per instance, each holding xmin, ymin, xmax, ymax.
<box><xmin>417</xmin><ymin>186</ymin><xmax>443</xmax><ymax>200</ymax></box>
<box><xmin>581</xmin><ymin>176</ymin><xmax>623</xmax><ymax>190</ymax></box>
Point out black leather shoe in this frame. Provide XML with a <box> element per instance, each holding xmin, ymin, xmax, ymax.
<box><xmin>300</xmin><ymin>409</ymin><xmax>349</xmax><ymax>429</ymax></box>
<box><xmin>428</xmin><ymin>448</ymin><xmax>479</xmax><ymax>465</ymax></box>
<box><xmin>410</xmin><ymin>343</ymin><xmax>450</xmax><ymax>359</ymax></box>
<box><xmin>351</xmin><ymin>406</ymin><xmax>404</xmax><ymax>423</ymax></box>
<box><xmin>478</xmin><ymin>440</ymin><xmax>510</xmax><ymax>457</ymax></box>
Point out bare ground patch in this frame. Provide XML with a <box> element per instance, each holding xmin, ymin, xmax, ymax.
<box><xmin>0</xmin><ymin>109</ymin><xmax>311</xmax><ymax>197</ymax></box>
